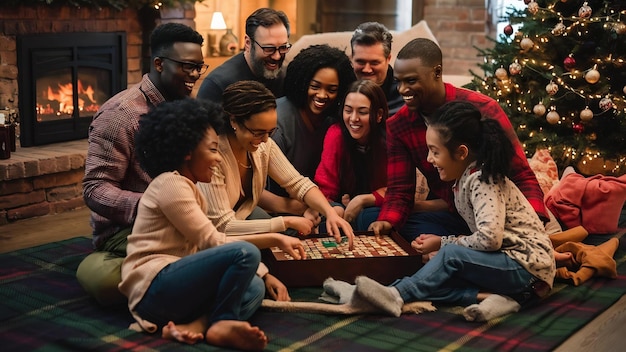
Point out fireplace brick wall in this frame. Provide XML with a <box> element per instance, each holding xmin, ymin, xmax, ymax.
<box><xmin>0</xmin><ymin>4</ymin><xmax>195</xmax><ymax>227</ymax></box>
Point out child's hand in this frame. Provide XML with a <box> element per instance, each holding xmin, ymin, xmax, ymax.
<box><xmin>303</xmin><ymin>208</ymin><xmax>322</xmax><ymax>227</ymax></box>
<box><xmin>411</xmin><ymin>234</ymin><xmax>441</xmax><ymax>255</ymax></box>
<box><xmin>276</xmin><ymin>234</ymin><xmax>306</xmax><ymax>260</ymax></box>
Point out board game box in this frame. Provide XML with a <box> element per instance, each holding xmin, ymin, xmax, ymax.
<box><xmin>261</xmin><ymin>231</ymin><xmax>422</xmax><ymax>287</ymax></box>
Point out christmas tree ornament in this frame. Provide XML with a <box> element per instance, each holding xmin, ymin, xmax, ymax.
<box><xmin>495</xmin><ymin>67</ymin><xmax>508</xmax><ymax>80</ymax></box>
<box><xmin>578</xmin><ymin>2</ymin><xmax>592</xmax><ymax>19</ymax></box>
<box><xmin>614</xmin><ymin>22</ymin><xmax>626</xmax><ymax>35</ymax></box>
<box><xmin>572</xmin><ymin>123</ymin><xmax>585</xmax><ymax>133</ymax></box>
<box><xmin>589</xmin><ymin>132</ymin><xmax>597</xmax><ymax>141</ymax></box>
<box><xmin>563</xmin><ymin>55</ymin><xmax>576</xmax><ymax>70</ymax></box>
<box><xmin>509</xmin><ymin>61</ymin><xmax>522</xmax><ymax>75</ymax></box>
<box><xmin>524</xmin><ymin>0</ymin><xmax>531</xmax><ymax>4</ymax></box>
<box><xmin>623</xmin><ymin>85</ymin><xmax>626</xmax><ymax>95</ymax></box>
<box><xmin>599</xmin><ymin>97</ymin><xmax>613</xmax><ymax>111</ymax></box>
<box><xmin>585</xmin><ymin>67</ymin><xmax>600</xmax><ymax>84</ymax></box>
<box><xmin>580</xmin><ymin>107</ymin><xmax>594</xmax><ymax>121</ymax></box>
<box><xmin>520</xmin><ymin>37</ymin><xmax>534</xmax><ymax>50</ymax></box>
<box><xmin>533</xmin><ymin>102</ymin><xmax>546</xmax><ymax>116</ymax></box>
<box><xmin>546</xmin><ymin>109</ymin><xmax>560</xmax><ymax>124</ymax></box>
<box><xmin>527</xmin><ymin>1</ymin><xmax>540</xmax><ymax>15</ymax></box>
<box><xmin>545</xmin><ymin>81</ymin><xmax>559</xmax><ymax>95</ymax></box>
<box><xmin>552</xmin><ymin>22</ymin><xmax>566</xmax><ymax>36</ymax></box>
<box><xmin>503</xmin><ymin>24</ymin><xmax>514</xmax><ymax>36</ymax></box>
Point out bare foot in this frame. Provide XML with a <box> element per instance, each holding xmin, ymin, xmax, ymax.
<box><xmin>554</xmin><ymin>251</ymin><xmax>577</xmax><ymax>269</ymax></box>
<box><xmin>205</xmin><ymin>320</ymin><xmax>268</xmax><ymax>351</ymax></box>
<box><xmin>162</xmin><ymin>321</ymin><xmax>205</xmax><ymax>344</ymax></box>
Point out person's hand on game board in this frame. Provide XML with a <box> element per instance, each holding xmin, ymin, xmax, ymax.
<box><xmin>263</xmin><ymin>273</ymin><xmax>291</xmax><ymax>301</ymax></box>
<box><xmin>325</xmin><ymin>212</ymin><xmax>355</xmax><ymax>250</ymax></box>
<box><xmin>411</xmin><ymin>234</ymin><xmax>441</xmax><ymax>255</ymax></box>
<box><xmin>274</xmin><ymin>233</ymin><xmax>307</xmax><ymax>260</ymax></box>
<box><xmin>284</xmin><ymin>216</ymin><xmax>315</xmax><ymax>235</ymax></box>
<box><xmin>368</xmin><ymin>221</ymin><xmax>393</xmax><ymax>236</ymax></box>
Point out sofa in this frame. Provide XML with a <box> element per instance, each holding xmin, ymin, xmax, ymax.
<box><xmin>286</xmin><ymin>20</ymin><xmax>472</xmax><ymax>87</ymax></box>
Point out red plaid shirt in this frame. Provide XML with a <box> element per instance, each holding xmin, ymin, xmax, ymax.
<box><xmin>378</xmin><ymin>83</ymin><xmax>547</xmax><ymax>229</ymax></box>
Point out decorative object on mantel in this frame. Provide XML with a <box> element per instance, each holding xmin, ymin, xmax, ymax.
<box><xmin>219</xmin><ymin>28</ymin><xmax>239</xmax><ymax>56</ymax></box>
<box><xmin>0</xmin><ymin>0</ymin><xmax>203</xmax><ymax>10</ymax></box>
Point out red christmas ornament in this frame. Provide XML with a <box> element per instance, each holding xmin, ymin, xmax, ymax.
<box><xmin>503</xmin><ymin>24</ymin><xmax>514</xmax><ymax>36</ymax></box>
<box><xmin>563</xmin><ymin>56</ymin><xmax>576</xmax><ymax>70</ymax></box>
<box><xmin>572</xmin><ymin>123</ymin><xmax>584</xmax><ymax>133</ymax></box>
<box><xmin>524</xmin><ymin>0</ymin><xmax>532</xmax><ymax>4</ymax></box>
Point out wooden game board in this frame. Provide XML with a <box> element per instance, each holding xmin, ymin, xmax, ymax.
<box><xmin>262</xmin><ymin>231</ymin><xmax>422</xmax><ymax>287</ymax></box>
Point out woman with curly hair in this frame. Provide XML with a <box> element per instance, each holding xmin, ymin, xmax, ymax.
<box><xmin>119</xmin><ymin>98</ymin><xmax>305</xmax><ymax>350</ymax></box>
<box><xmin>196</xmin><ymin>80</ymin><xmax>355</xmax><ymax>300</ymax></box>
<box><xmin>268</xmin><ymin>44</ymin><xmax>357</xmax><ymax>199</ymax></box>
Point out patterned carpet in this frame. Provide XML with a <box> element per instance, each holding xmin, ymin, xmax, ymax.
<box><xmin>1</xmin><ymin>232</ymin><xmax>625</xmax><ymax>351</ymax></box>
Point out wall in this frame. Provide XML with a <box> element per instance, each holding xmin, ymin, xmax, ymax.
<box><xmin>423</xmin><ymin>0</ymin><xmax>488</xmax><ymax>76</ymax></box>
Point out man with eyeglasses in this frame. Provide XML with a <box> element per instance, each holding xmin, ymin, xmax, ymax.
<box><xmin>196</xmin><ymin>8</ymin><xmax>291</xmax><ymax>103</ymax></box>
<box><xmin>78</xmin><ymin>23</ymin><xmax>206</xmax><ymax>306</ymax></box>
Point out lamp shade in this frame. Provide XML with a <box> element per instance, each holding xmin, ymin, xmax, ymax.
<box><xmin>210</xmin><ymin>12</ymin><xmax>227</xmax><ymax>30</ymax></box>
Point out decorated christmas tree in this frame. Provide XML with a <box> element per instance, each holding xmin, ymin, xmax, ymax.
<box><xmin>469</xmin><ymin>0</ymin><xmax>626</xmax><ymax>175</ymax></box>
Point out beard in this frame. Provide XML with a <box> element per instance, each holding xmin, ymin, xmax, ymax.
<box><xmin>251</xmin><ymin>45</ymin><xmax>284</xmax><ymax>80</ymax></box>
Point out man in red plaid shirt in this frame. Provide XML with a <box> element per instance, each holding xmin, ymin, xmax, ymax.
<box><xmin>369</xmin><ymin>38</ymin><xmax>548</xmax><ymax>242</ymax></box>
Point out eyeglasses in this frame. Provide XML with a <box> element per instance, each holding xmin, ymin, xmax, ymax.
<box><xmin>252</xmin><ymin>38</ymin><xmax>292</xmax><ymax>55</ymax></box>
<box><xmin>241</xmin><ymin>122</ymin><xmax>278</xmax><ymax>138</ymax></box>
<box><xmin>160</xmin><ymin>57</ymin><xmax>209</xmax><ymax>75</ymax></box>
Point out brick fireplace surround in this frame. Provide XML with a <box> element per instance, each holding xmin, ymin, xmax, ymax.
<box><xmin>0</xmin><ymin>4</ymin><xmax>195</xmax><ymax>227</ymax></box>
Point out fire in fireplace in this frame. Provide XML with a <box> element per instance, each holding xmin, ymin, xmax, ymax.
<box><xmin>17</xmin><ymin>32</ymin><xmax>127</xmax><ymax>146</ymax></box>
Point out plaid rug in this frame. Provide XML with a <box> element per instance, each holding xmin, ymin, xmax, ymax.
<box><xmin>1</xmin><ymin>235</ymin><xmax>625</xmax><ymax>352</ymax></box>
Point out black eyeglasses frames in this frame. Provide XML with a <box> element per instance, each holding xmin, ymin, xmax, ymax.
<box><xmin>251</xmin><ymin>39</ymin><xmax>292</xmax><ymax>56</ymax></box>
<box><xmin>160</xmin><ymin>57</ymin><xmax>209</xmax><ymax>75</ymax></box>
<box><xmin>241</xmin><ymin>122</ymin><xmax>278</xmax><ymax>138</ymax></box>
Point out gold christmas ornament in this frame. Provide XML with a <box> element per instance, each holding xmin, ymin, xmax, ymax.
<box><xmin>533</xmin><ymin>102</ymin><xmax>546</xmax><ymax>116</ymax></box>
<box><xmin>520</xmin><ymin>37</ymin><xmax>534</xmax><ymax>50</ymax></box>
<box><xmin>580</xmin><ymin>107</ymin><xmax>594</xmax><ymax>121</ymax></box>
<box><xmin>585</xmin><ymin>68</ymin><xmax>600</xmax><ymax>84</ymax></box>
<box><xmin>552</xmin><ymin>22</ymin><xmax>566</xmax><ymax>36</ymax></box>
<box><xmin>495</xmin><ymin>67</ymin><xmax>509</xmax><ymax>80</ymax></box>
<box><xmin>546</xmin><ymin>109</ymin><xmax>560</xmax><ymax>124</ymax></box>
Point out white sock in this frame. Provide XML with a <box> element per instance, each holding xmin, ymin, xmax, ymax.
<box><xmin>354</xmin><ymin>276</ymin><xmax>403</xmax><ymax>317</ymax></box>
<box><xmin>321</xmin><ymin>277</ymin><xmax>355</xmax><ymax>304</ymax></box>
<box><xmin>463</xmin><ymin>294</ymin><xmax>521</xmax><ymax>322</ymax></box>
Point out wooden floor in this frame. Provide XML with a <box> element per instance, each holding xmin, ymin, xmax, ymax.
<box><xmin>0</xmin><ymin>207</ymin><xmax>625</xmax><ymax>350</ymax></box>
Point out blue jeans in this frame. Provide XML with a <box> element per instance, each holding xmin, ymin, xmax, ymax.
<box><xmin>393</xmin><ymin>244</ymin><xmax>534</xmax><ymax>306</ymax></box>
<box><xmin>134</xmin><ymin>241</ymin><xmax>264</xmax><ymax>326</ymax></box>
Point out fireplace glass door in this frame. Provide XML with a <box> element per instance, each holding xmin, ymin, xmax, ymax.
<box><xmin>18</xmin><ymin>32</ymin><xmax>126</xmax><ymax>146</ymax></box>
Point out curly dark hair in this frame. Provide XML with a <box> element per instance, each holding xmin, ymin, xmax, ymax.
<box><xmin>284</xmin><ymin>44</ymin><xmax>356</xmax><ymax>117</ymax></box>
<box><xmin>428</xmin><ymin>101</ymin><xmax>514</xmax><ymax>183</ymax></box>
<box><xmin>220</xmin><ymin>80</ymin><xmax>277</xmax><ymax>134</ymax></box>
<box><xmin>136</xmin><ymin>98</ymin><xmax>225</xmax><ymax>178</ymax></box>
<box><xmin>150</xmin><ymin>22</ymin><xmax>204</xmax><ymax>58</ymax></box>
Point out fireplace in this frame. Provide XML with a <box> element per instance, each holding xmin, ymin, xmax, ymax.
<box><xmin>17</xmin><ymin>32</ymin><xmax>127</xmax><ymax>147</ymax></box>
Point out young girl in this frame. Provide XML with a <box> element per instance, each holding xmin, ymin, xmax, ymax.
<box><xmin>342</xmin><ymin>101</ymin><xmax>556</xmax><ymax>321</ymax></box>
<box><xmin>314</xmin><ymin>79</ymin><xmax>388</xmax><ymax>229</ymax></box>
<box><xmin>118</xmin><ymin>99</ymin><xmax>305</xmax><ymax>350</ymax></box>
